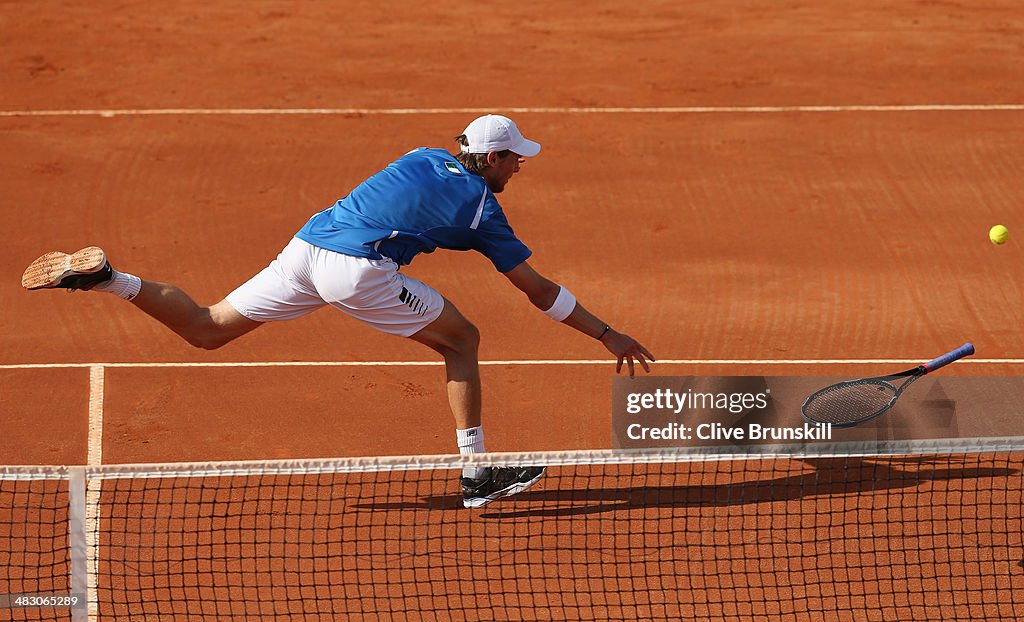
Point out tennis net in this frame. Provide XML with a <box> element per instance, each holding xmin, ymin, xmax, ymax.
<box><xmin>2</xmin><ymin>438</ymin><xmax>1023</xmax><ymax>621</ymax></box>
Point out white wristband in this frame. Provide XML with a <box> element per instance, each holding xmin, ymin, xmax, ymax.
<box><xmin>543</xmin><ymin>285</ymin><xmax>576</xmax><ymax>321</ymax></box>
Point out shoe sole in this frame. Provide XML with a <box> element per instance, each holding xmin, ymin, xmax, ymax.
<box><xmin>463</xmin><ymin>469</ymin><xmax>545</xmax><ymax>509</ymax></box>
<box><xmin>21</xmin><ymin>247</ymin><xmax>107</xmax><ymax>290</ymax></box>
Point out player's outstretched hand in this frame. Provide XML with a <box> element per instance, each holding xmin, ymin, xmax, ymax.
<box><xmin>601</xmin><ymin>330</ymin><xmax>655</xmax><ymax>377</ymax></box>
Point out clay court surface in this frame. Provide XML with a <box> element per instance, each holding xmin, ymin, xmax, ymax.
<box><xmin>2</xmin><ymin>1</ymin><xmax>1024</xmax><ymax>620</ymax></box>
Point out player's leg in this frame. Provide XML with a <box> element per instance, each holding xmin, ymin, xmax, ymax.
<box><xmin>408</xmin><ymin>302</ymin><xmax>543</xmax><ymax>509</ymax></box>
<box><xmin>310</xmin><ymin>251</ymin><xmax>544</xmax><ymax>508</ymax></box>
<box><xmin>22</xmin><ymin>240</ymin><xmax>325</xmax><ymax>349</ymax></box>
<box><xmin>407</xmin><ymin>300</ymin><xmax>482</xmax><ymax>430</ymax></box>
<box><xmin>130</xmin><ymin>283</ymin><xmax>262</xmax><ymax>350</ymax></box>
<box><xmin>22</xmin><ymin>246</ymin><xmax>261</xmax><ymax>349</ymax></box>
<box><xmin>311</xmin><ymin>256</ymin><xmax>483</xmax><ymax>446</ymax></box>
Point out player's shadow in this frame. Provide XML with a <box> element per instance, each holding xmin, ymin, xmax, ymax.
<box><xmin>352</xmin><ymin>457</ymin><xmax>1017</xmax><ymax>519</ymax></box>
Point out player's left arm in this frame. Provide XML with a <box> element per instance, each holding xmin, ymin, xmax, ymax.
<box><xmin>503</xmin><ymin>261</ymin><xmax>655</xmax><ymax>376</ymax></box>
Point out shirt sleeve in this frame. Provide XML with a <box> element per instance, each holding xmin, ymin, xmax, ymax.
<box><xmin>471</xmin><ymin>207</ymin><xmax>533</xmax><ymax>273</ymax></box>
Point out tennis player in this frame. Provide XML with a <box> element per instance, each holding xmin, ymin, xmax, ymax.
<box><xmin>21</xmin><ymin>114</ymin><xmax>655</xmax><ymax>508</ymax></box>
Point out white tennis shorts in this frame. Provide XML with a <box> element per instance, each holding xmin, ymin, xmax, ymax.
<box><xmin>225</xmin><ymin>237</ymin><xmax>444</xmax><ymax>337</ymax></box>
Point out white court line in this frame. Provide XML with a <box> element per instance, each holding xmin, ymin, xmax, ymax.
<box><xmin>2</xmin><ymin>104</ymin><xmax>1024</xmax><ymax>118</ymax></box>
<box><xmin>0</xmin><ymin>358</ymin><xmax>1020</xmax><ymax>370</ymax></box>
<box><xmin>87</xmin><ymin>366</ymin><xmax>104</xmax><ymax>465</ymax></box>
<box><xmin>85</xmin><ymin>366</ymin><xmax>103</xmax><ymax>622</ymax></box>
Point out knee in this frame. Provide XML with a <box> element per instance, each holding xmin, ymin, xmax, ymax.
<box><xmin>442</xmin><ymin>320</ymin><xmax>480</xmax><ymax>357</ymax></box>
<box><xmin>182</xmin><ymin>310</ymin><xmax>241</xmax><ymax>350</ymax></box>
<box><xmin>185</xmin><ymin>332</ymin><xmax>234</xmax><ymax>351</ymax></box>
<box><xmin>458</xmin><ymin>321</ymin><xmax>481</xmax><ymax>352</ymax></box>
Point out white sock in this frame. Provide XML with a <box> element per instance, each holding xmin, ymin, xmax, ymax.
<box><xmin>457</xmin><ymin>426</ymin><xmax>486</xmax><ymax>479</ymax></box>
<box><xmin>92</xmin><ymin>269</ymin><xmax>142</xmax><ymax>301</ymax></box>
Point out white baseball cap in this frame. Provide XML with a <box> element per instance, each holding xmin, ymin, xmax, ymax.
<box><xmin>460</xmin><ymin>114</ymin><xmax>541</xmax><ymax>157</ymax></box>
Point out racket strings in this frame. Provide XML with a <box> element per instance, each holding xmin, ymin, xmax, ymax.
<box><xmin>803</xmin><ymin>380</ymin><xmax>897</xmax><ymax>425</ymax></box>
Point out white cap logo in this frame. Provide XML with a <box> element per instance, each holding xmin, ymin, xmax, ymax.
<box><xmin>460</xmin><ymin>114</ymin><xmax>541</xmax><ymax>157</ymax></box>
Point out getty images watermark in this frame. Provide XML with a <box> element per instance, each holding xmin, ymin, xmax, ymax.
<box><xmin>611</xmin><ymin>377</ymin><xmax>834</xmax><ymax>450</ymax></box>
<box><xmin>622</xmin><ymin>387</ymin><xmax>831</xmax><ymax>443</ymax></box>
<box><xmin>609</xmin><ymin>375</ymin><xmax>1011</xmax><ymax>451</ymax></box>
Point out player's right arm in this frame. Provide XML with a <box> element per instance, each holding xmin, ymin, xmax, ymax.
<box><xmin>502</xmin><ymin>261</ymin><xmax>655</xmax><ymax>376</ymax></box>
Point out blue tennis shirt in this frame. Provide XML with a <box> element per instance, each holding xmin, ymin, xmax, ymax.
<box><xmin>296</xmin><ymin>148</ymin><xmax>532</xmax><ymax>272</ymax></box>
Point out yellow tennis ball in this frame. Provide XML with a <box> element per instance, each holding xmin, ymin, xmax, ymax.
<box><xmin>990</xmin><ymin>224</ymin><xmax>1009</xmax><ymax>245</ymax></box>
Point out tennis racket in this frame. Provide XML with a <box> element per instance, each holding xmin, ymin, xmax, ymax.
<box><xmin>801</xmin><ymin>343</ymin><xmax>975</xmax><ymax>428</ymax></box>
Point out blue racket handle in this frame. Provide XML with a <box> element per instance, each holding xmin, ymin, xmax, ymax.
<box><xmin>923</xmin><ymin>342</ymin><xmax>975</xmax><ymax>373</ymax></box>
